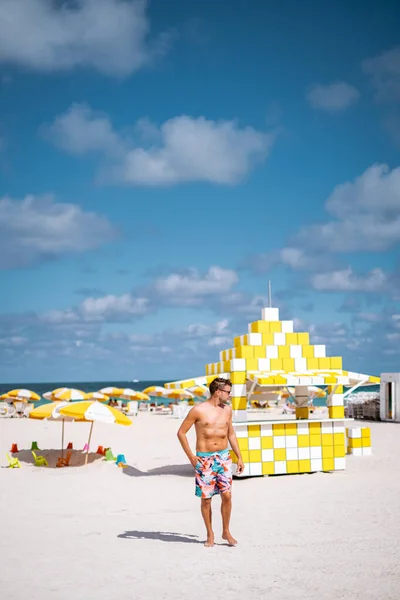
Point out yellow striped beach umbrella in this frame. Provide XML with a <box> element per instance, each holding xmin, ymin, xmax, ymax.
<box><xmin>164</xmin><ymin>389</ymin><xmax>194</xmax><ymax>400</ymax></box>
<box><xmin>29</xmin><ymin>401</ymin><xmax>73</xmax><ymax>458</ymax></box>
<box><xmin>43</xmin><ymin>387</ymin><xmax>70</xmax><ymax>400</ymax></box>
<box><xmin>98</xmin><ymin>387</ymin><xmax>124</xmax><ymax>397</ymax></box>
<box><xmin>59</xmin><ymin>400</ymin><xmax>131</xmax><ymax>425</ymax></box>
<box><xmin>4</xmin><ymin>389</ymin><xmax>41</xmax><ymax>402</ymax></box>
<box><xmin>119</xmin><ymin>389</ymin><xmax>150</xmax><ymax>401</ymax></box>
<box><xmin>29</xmin><ymin>402</ymin><xmax>69</xmax><ymax>420</ymax></box>
<box><xmin>131</xmin><ymin>391</ymin><xmax>150</xmax><ymax>401</ymax></box>
<box><xmin>85</xmin><ymin>392</ymin><xmax>110</xmax><ymax>403</ymax></box>
<box><xmin>58</xmin><ymin>401</ymin><xmax>132</xmax><ymax>464</ymax></box>
<box><xmin>142</xmin><ymin>386</ymin><xmax>167</xmax><ymax>397</ymax></box>
<box><xmin>186</xmin><ymin>385</ymin><xmax>209</xmax><ymax>398</ymax></box>
<box><xmin>52</xmin><ymin>388</ymin><xmax>86</xmax><ymax>401</ymax></box>
<box><xmin>0</xmin><ymin>393</ymin><xmax>28</xmax><ymax>404</ymax></box>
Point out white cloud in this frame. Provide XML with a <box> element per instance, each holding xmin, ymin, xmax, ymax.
<box><xmin>184</xmin><ymin>319</ymin><xmax>230</xmax><ymax>341</ymax></box>
<box><xmin>363</xmin><ymin>46</ymin><xmax>400</xmax><ymax>103</ymax></box>
<box><xmin>185</xmin><ymin>323</ymin><xmax>215</xmax><ymax>338</ymax></box>
<box><xmin>80</xmin><ymin>294</ymin><xmax>149</xmax><ymax>320</ymax></box>
<box><xmin>42</xmin><ymin>309</ymin><xmax>80</xmax><ymax>325</ymax></box>
<box><xmin>3</xmin><ymin>291</ymin><xmax>400</xmax><ymax>379</ymax></box>
<box><xmin>154</xmin><ymin>266</ymin><xmax>239</xmax><ymax>297</ymax></box>
<box><xmin>0</xmin><ymin>336</ymin><xmax>27</xmax><ymax>346</ymax></box>
<box><xmin>301</xmin><ymin>215</ymin><xmax>400</xmax><ymax>253</ymax></box>
<box><xmin>244</xmin><ymin>164</ymin><xmax>400</xmax><ymax>303</ymax></box>
<box><xmin>215</xmin><ymin>319</ymin><xmax>229</xmax><ymax>333</ymax></box>
<box><xmin>216</xmin><ymin>292</ymin><xmax>268</xmax><ymax>318</ymax></box>
<box><xmin>41</xmin><ymin>294</ymin><xmax>150</xmax><ymax>325</ymax></box>
<box><xmin>326</xmin><ymin>163</ymin><xmax>400</xmax><ymax>217</ymax></box>
<box><xmin>208</xmin><ymin>336</ymin><xmax>232</xmax><ymax>347</ymax></box>
<box><xmin>392</xmin><ymin>314</ymin><xmax>400</xmax><ymax>327</ymax></box>
<box><xmin>36</xmin><ymin>266</ymin><xmax>242</xmax><ymax>324</ymax></box>
<box><xmin>311</xmin><ymin>267</ymin><xmax>387</xmax><ymax>292</ymax></box>
<box><xmin>0</xmin><ymin>302</ymin><xmax>240</xmax><ymax>379</ymax></box>
<box><xmin>387</xmin><ymin>332</ymin><xmax>400</xmax><ymax>342</ymax></box>
<box><xmin>0</xmin><ymin>0</ymin><xmax>169</xmax><ymax>76</ymax></box>
<box><xmin>245</xmin><ymin>247</ymin><xmax>334</xmax><ymax>273</ymax></box>
<box><xmin>296</xmin><ymin>164</ymin><xmax>400</xmax><ymax>252</ymax></box>
<box><xmin>118</xmin><ymin>116</ymin><xmax>272</xmax><ymax>185</ymax></box>
<box><xmin>31</xmin><ymin>264</ymin><xmax>252</xmax><ymax>326</ymax></box>
<box><xmin>307</xmin><ymin>82</ymin><xmax>360</xmax><ymax>112</ymax></box>
<box><xmin>44</xmin><ymin>103</ymin><xmax>124</xmax><ymax>156</ymax></box>
<box><xmin>0</xmin><ymin>194</ymin><xmax>118</xmax><ymax>269</ymax></box>
<box><xmin>45</xmin><ymin>104</ymin><xmax>274</xmax><ymax>185</ymax></box>
<box><xmin>355</xmin><ymin>312</ymin><xmax>384</xmax><ymax>323</ymax></box>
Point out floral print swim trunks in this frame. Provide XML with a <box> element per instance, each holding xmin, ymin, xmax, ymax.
<box><xmin>195</xmin><ymin>449</ymin><xmax>232</xmax><ymax>498</ymax></box>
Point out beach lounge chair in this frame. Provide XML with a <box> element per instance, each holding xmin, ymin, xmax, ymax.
<box><xmin>24</xmin><ymin>403</ymin><xmax>34</xmax><ymax>417</ymax></box>
<box><xmin>126</xmin><ymin>401</ymin><xmax>138</xmax><ymax>416</ymax></box>
<box><xmin>104</xmin><ymin>448</ymin><xmax>117</xmax><ymax>462</ymax></box>
<box><xmin>56</xmin><ymin>450</ymin><xmax>72</xmax><ymax>468</ymax></box>
<box><xmin>6</xmin><ymin>453</ymin><xmax>21</xmax><ymax>468</ymax></box>
<box><xmin>32</xmin><ymin>451</ymin><xmax>48</xmax><ymax>467</ymax></box>
<box><xmin>7</xmin><ymin>405</ymin><xmax>17</xmax><ymax>418</ymax></box>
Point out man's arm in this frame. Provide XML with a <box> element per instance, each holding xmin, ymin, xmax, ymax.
<box><xmin>227</xmin><ymin>410</ymin><xmax>244</xmax><ymax>474</ymax></box>
<box><xmin>177</xmin><ymin>407</ymin><xmax>199</xmax><ymax>468</ymax></box>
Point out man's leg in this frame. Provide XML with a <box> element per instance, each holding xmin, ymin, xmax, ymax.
<box><xmin>221</xmin><ymin>492</ymin><xmax>237</xmax><ymax>546</ymax></box>
<box><xmin>200</xmin><ymin>498</ymin><xmax>214</xmax><ymax>547</ymax></box>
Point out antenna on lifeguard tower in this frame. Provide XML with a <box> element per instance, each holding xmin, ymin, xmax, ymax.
<box><xmin>268</xmin><ymin>280</ymin><xmax>272</xmax><ymax>308</ymax></box>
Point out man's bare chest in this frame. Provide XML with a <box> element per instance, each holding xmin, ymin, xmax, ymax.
<box><xmin>198</xmin><ymin>411</ymin><xmax>229</xmax><ymax>430</ymax></box>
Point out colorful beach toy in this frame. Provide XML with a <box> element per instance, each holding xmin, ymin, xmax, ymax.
<box><xmin>116</xmin><ymin>454</ymin><xmax>127</xmax><ymax>467</ymax></box>
<box><xmin>104</xmin><ymin>448</ymin><xmax>116</xmax><ymax>462</ymax></box>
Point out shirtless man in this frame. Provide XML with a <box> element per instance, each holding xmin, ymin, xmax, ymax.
<box><xmin>177</xmin><ymin>377</ymin><xmax>244</xmax><ymax>547</ymax></box>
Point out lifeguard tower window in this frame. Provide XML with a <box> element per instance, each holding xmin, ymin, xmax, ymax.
<box><xmin>386</xmin><ymin>382</ymin><xmax>393</xmax><ymax>419</ymax></box>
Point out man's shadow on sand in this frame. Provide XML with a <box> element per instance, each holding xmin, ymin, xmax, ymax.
<box><xmin>118</xmin><ymin>530</ymin><xmax>203</xmax><ymax>544</ymax></box>
<box><xmin>122</xmin><ymin>464</ymin><xmax>194</xmax><ymax>478</ymax></box>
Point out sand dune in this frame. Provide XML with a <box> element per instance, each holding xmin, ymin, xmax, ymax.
<box><xmin>1</xmin><ymin>414</ymin><xmax>400</xmax><ymax>600</ymax></box>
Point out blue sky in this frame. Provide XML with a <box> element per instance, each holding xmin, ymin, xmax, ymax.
<box><xmin>0</xmin><ymin>0</ymin><xmax>399</xmax><ymax>383</ymax></box>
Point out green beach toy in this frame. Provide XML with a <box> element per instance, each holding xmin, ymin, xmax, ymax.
<box><xmin>104</xmin><ymin>448</ymin><xmax>117</xmax><ymax>462</ymax></box>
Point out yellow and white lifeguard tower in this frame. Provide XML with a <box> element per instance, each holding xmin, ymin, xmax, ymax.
<box><xmin>166</xmin><ymin>305</ymin><xmax>379</xmax><ymax>477</ymax></box>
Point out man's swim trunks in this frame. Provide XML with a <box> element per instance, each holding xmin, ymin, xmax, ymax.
<box><xmin>195</xmin><ymin>449</ymin><xmax>232</xmax><ymax>498</ymax></box>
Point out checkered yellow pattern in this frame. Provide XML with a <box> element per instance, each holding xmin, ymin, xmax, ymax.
<box><xmin>230</xmin><ymin>420</ymin><xmax>347</xmax><ymax>476</ymax></box>
<box><xmin>165</xmin><ymin>306</ymin><xmax>379</xmax><ymax>421</ymax></box>
<box><xmin>202</xmin><ymin>307</ymin><xmax>377</xmax><ymax>417</ymax></box>
<box><xmin>213</xmin><ymin>306</ymin><xmax>340</xmax><ymax>375</ymax></box>
<box><xmin>346</xmin><ymin>426</ymin><xmax>372</xmax><ymax>456</ymax></box>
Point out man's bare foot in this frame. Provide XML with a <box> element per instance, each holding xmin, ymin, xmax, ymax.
<box><xmin>222</xmin><ymin>532</ymin><xmax>237</xmax><ymax>546</ymax></box>
<box><xmin>204</xmin><ymin>534</ymin><xmax>215</xmax><ymax>547</ymax></box>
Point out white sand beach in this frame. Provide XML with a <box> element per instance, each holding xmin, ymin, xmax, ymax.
<box><xmin>1</xmin><ymin>413</ymin><xmax>400</xmax><ymax>600</ymax></box>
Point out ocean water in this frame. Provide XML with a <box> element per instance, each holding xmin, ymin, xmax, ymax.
<box><xmin>0</xmin><ymin>380</ymin><xmax>379</xmax><ymax>407</ymax></box>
